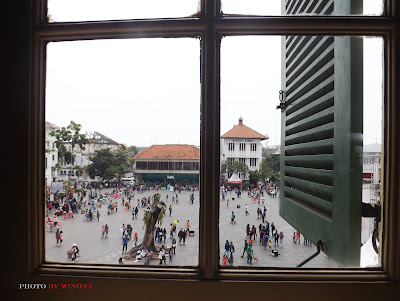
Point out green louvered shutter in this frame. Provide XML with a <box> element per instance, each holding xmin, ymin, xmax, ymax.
<box><xmin>280</xmin><ymin>1</ymin><xmax>363</xmax><ymax>268</ymax></box>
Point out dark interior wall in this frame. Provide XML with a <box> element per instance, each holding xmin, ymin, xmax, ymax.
<box><xmin>5</xmin><ymin>1</ymin><xmax>400</xmax><ymax>300</ymax></box>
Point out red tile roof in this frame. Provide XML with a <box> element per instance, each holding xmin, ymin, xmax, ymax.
<box><xmin>221</xmin><ymin>118</ymin><xmax>266</xmax><ymax>140</ymax></box>
<box><xmin>134</xmin><ymin>145</ymin><xmax>200</xmax><ymax>160</ymax></box>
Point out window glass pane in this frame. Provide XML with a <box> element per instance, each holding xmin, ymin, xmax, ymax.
<box><xmin>220</xmin><ymin>36</ymin><xmax>383</xmax><ymax>268</ymax></box>
<box><xmin>45</xmin><ymin>38</ymin><xmax>200</xmax><ymax>266</ymax></box>
<box><xmin>47</xmin><ymin>0</ymin><xmax>200</xmax><ymax>22</ymax></box>
<box><xmin>222</xmin><ymin>0</ymin><xmax>384</xmax><ymax>16</ymax></box>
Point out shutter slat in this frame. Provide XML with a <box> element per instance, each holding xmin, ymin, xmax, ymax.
<box><xmin>284</xmin><ymin>175</ymin><xmax>333</xmax><ymax>202</ymax></box>
<box><xmin>285</xmin><ymin>154</ymin><xmax>333</xmax><ymax>169</ymax></box>
<box><xmin>285</xmin><ymin>75</ymin><xmax>334</xmax><ymax>113</ymax></box>
<box><xmin>285</xmin><ymin>123</ymin><xmax>334</xmax><ymax>146</ymax></box>
<box><xmin>286</xmin><ymin>91</ymin><xmax>334</xmax><ymax>125</ymax></box>
<box><xmin>285</xmin><ymin>138</ymin><xmax>333</xmax><ymax>156</ymax></box>
<box><xmin>286</xmin><ymin>106</ymin><xmax>335</xmax><ymax>135</ymax></box>
<box><xmin>283</xmin><ymin>193</ymin><xmax>332</xmax><ymax>220</ymax></box>
<box><xmin>285</xmin><ymin>166</ymin><xmax>333</xmax><ymax>186</ymax></box>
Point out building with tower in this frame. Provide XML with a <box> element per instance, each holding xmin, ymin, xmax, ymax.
<box><xmin>220</xmin><ymin>117</ymin><xmax>267</xmax><ymax>178</ymax></box>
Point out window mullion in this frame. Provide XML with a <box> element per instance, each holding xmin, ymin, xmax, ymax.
<box><xmin>199</xmin><ymin>19</ymin><xmax>220</xmax><ymax>278</ymax></box>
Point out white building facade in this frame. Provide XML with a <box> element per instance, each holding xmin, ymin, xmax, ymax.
<box><xmin>46</xmin><ymin>122</ymin><xmax>122</xmax><ymax>184</ymax></box>
<box><xmin>57</xmin><ymin>131</ymin><xmax>121</xmax><ymax>183</ymax></box>
<box><xmin>221</xmin><ymin>118</ymin><xmax>266</xmax><ymax>179</ymax></box>
<box><xmin>363</xmin><ymin>143</ymin><xmax>382</xmax><ymax>184</ymax></box>
<box><xmin>45</xmin><ymin>122</ymin><xmax>59</xmax><ymax>186</ymax></box>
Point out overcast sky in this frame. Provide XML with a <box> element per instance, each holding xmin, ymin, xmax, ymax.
<box><xmin>45</xmin><ymin>1</ymin><xmax>383</xmax><ymax>148</ymax></box>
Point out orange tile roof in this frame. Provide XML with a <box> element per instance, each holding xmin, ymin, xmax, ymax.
<box><xmin>134</xmin><ymin>145</ymin><xmax>200</xmax><ymax>160</ymax></box>
<box><xmin>221</xmin><ymin>118</ymin><xmax>266</xmax><ymax>140</ymax></box>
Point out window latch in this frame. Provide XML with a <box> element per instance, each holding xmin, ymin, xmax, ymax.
<box><xmin>276</xmin><ymin>90</ymin><xmax>287</xmax><ymax>111</ymax></box>
<box><xmin>297</xmin><ymin>240</ymin><xmax>325</xmax><ymax>267</ymax></box>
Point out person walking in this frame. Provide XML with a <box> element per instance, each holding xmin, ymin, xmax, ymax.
<box><xmin>296</xmin><ymin>230</ymin><xmax>301</xmax><ymax>244</ymax></box>
<box><xmin>229</xmin><ymin>241</ymin><xmax>235</xmax><ymax>257</ymax></box>
<box><xmin>55</xmin><ymin>228</ymin><xmax>60</xmax><ymax>245</ymax></box>
<box><xmin>168</xmin><ymin>247</ymin><xmax>174</xmax><ymax>265</ymax></box>
<box><xmin>227</xmin><ymin>199</ymin><xmax>229</xmax><ymax>208</ymax></box>
<box><xmin>231</xmin><ymin>211</ymin><xmax>236</xmax><ymax>224</ymax></box>
<box><xmin>172</xmin><ymin>238</ymin><xmax>177</xmax><ymax>254</ymax></box>
<box><xmin>246</xmin><ymin>243</ymin><xmax>253</xmax><ymax>264</ymax></box>
<box><xmin>58</xmin><ymin>231</ymin><xmax>63</xmax><ymax>246</ymax></box>
<box><xmin>158</xmin><ymin>246</ymin><xmax>166</xmax><ymax>265</ymax></box>
<box><xmin>279</xmin><ymin>231</ymin><xmax>284</xmax><ymax>247</ymax></box>
<box><xmin>105</xmin><ymin>224</ymin><xmax>109</xmax><ymax>238</ymax></box>
<box><xmin>121</xmin><ymin>224</ymin><xmax>126</xmax><ymax>238</ymax></box>
<box><xmin>169</xmin><ymin>205</ymin><xmax>172</xmax><ymax>216</ymax></box>
<box><xmin>97</xmin><ymin>210</ymin><xmax>100</xmax><ymax>221</ymax></box>
<box><xmin>274</xmin><ymin>230</ymin><xmax>279</xmax><ymax>247</ymax></box>
<box><xmin>186</xmin><ymin>220</ymin><xmax>190</xmax><ymax>232</ymax></box>
<box><xmin>224</xmin><ymin>240</ymin><xmax>230</xmax><ymax>257</ymax></box>
<box><xmin>134</xmin><ymin>232</ymin><xmax>138</xmax><ymax>247</ymax></box>
<box><xmin>245</xmin><ymin>204</ymin><xmax>249</xmax><ymax>215</ymax></box>
<box><xmin>101</xmin><ymin>225</ymin><xmax>105</xmax><ymax>239</ymax></box>
<box><xmin>122</xmin><ymin>235</ymin><xmax>129</xmax><ymax>254</ymax></box>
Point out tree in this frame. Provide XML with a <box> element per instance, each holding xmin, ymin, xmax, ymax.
<box><xmin>113</xmin><ymin>147</ymin><xmax>133</xmax><ymax>179</ymax></box>
<box><xmin>87</xmin><ymin>147</ymin><xmax>132</xmax><ymax>181</ymax></box>
<box><xmin>248</xmin><ymin>170</ymin><xmax>260</xmax><ymax>185</ymax></box>
<box><xmin>127</xmin><ymin>145</ymin><xmax>139</xmax><ymax>157</ymax></box>
<box><xmin>260</xmin><ymin>154</ymin><xmax>281</xmax><ymax>183</ymax></box>
<box><xmin>221</xmin><ymin>160</ymin><xmax>249</xmax><ymax>178</ymax></box>
<box><xmin>74</xmin><ymin>166</ymin><xmax>84</xmax><ymax>180</ymax></box>
<box><xmin>126</xmin><ymin>193</ymin><xmax>166</xmax><ymax>258</ymax></box>
<box><xmin>49</xmin><ymin>121</ymin><xmax>88</xmax><ymax>190</ymax></box>
<box><xmin>87</xmin><ymin>148</ymin><xmax>115</xmax><ymax>181</ymax></box>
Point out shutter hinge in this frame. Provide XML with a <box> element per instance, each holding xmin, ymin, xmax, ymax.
<box><xmin>276</xmin><ymin>90</ymin><xmax>287</xmax><ymax>111</ymax></box>
<box><xmin>362</xmin><ymin>203</ymin><xmax>381</xmax><ymax>222</ymax></box>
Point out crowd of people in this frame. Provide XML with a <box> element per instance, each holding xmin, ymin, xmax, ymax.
<box><xmin>220</xmin><ymin>183</ymin><xmax>311</xmax><ymax>265</ymax></box>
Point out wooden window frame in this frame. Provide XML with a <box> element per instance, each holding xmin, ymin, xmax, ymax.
<box><xmin>24</xmin><ymin>0</ymin><xmax>399</xmax><ymax>288</ymax></box>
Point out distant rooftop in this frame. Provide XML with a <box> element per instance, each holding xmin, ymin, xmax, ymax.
<box><xmin>363</xmin><ymin>143</ymin><xmax>381</xmax><ymax>153</ymax></box>
<box><xmin>134</xmin><ymin>144</ymin><xmax>200</xmax><ymax>160</ymax></box>
<box><xmin>45</xmin><ymin>121</ymin><xmax>59</xmax><ymax>129</ymax></box>
<box><xmin>87</xmin><ymin>131</ymin><xmax>120</xmax><ymax>146</ymax></box>
<box><xmin>221</xmin><ymin>117</ymin><xmax>266</xmax><ymax>140</ymax></box>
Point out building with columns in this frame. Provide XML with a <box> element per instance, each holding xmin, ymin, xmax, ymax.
<box><xmin>221</xmin><ymin>117</ymin><xmax>266</xmax><ymax>179</ymax></box>
<box><xmin>134</xmin><ymin>144</ymin><xmax>200</xmax><ymax>184</ymax></box>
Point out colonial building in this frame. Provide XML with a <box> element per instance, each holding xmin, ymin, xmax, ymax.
<box><xmin>363</xmin><ymin>143</ymin><xmax>382</xmax><ymax>183</ymax></box>
<box><xmin>46</xmin><ymin>122</ymin><xmax>122</xmax><ymax>183</ymax></box>
<box><xmin>58</xmin><ymin>131</ymin><xmax>121</xmax><ymax>182</ymax></box>
<box><xmin>134</xmin><ymin>144</ymin><xmax>200</xmax><ymax>184</ymax></box>
<box><xmin>45</xmin><ymin>122</ymin><xmax>59</xmax><ymax>186</ymax></box>
<box><xmin>220</xmin><ymin>117</ymin><xmax>266</xmax><ymax>177</ymax></box>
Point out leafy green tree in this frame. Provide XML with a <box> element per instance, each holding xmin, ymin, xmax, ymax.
<box><xmin>74</xmin><ymin>166</ymin><xmax>84</xmax><ymax>180</ymax></box>
<box><xmin>87</xmin><ymin>148</ymin><xmax>115</xmax><ymax>181</ymax></box>
<box><xmin>221</xmin><ymin>160</ymin><xmax>249</xmax><ymax>178</ymax></box>
<box><xmin>49</xmin><ymin>121</ymin><xmax>88</xmax><ymax>190</ymax></box>
<box><xmin>248</xmin><ymin>170</ymin><xmax>260</xmax><ymax>185</ymax></box>
<box><xmin>87</xmin><ymin>147</ymin><xmax>133</xmax><ymax>181</ymax></box>
<box><xmin>260</xmin><ymin>154</ymin><xmax>281</xmax><ymax>182</ymax></box>
<box><xmin>127</xmin><ymin>145</ymin><xmax>139</xmax><ymax>157</ymax></box>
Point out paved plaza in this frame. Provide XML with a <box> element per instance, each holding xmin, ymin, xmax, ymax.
<box><xmin>46</xmin><ymin>187</ymin><xmax>340</xmax><ymax>267</ymax></box>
